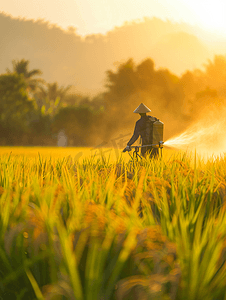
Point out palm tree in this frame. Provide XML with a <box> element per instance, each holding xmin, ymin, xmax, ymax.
<box><xmin>7</xmin><ymin>59</ymin><xmax>43</xmax><ymax>92</ymax></box>
<box><xmin>35</xmin><ymin>82</ymin><xmax>72</xmax><ymax>115</ymax></box>
<box><xmin>38</xmin><ymin>82</ymin><xmax>71</xmax><ymax>102</ymax></box>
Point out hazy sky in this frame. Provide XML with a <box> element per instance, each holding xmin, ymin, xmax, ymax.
<box><xmin>1</xmin><ymin>0</ymin><xmax>226</xmax><ymax>36</ymax></box>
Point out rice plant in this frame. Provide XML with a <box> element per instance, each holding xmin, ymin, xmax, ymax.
<box><xmin>0</xmin><ymin>148</ymin><xmax>226</xmax><ymax>299</ymax></box>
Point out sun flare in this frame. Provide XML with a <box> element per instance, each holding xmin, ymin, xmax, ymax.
<box><xmin>183</xmin><ymin>0</ymin><xmax>226</xmax><ymax>34</ymax></box>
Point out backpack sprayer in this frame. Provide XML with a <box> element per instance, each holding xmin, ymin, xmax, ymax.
<box><xmin>124</xmin><ymin>119</ymin><xmax>164</xmax><ymax>159</ymax></box>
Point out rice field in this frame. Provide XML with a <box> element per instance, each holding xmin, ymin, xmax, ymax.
<box><xmin>0</xmin><ymin>146</ymin><xmax>226</xmax><ymax>299</ymax></box>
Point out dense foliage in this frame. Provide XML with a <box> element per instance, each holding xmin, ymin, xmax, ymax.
<box><xmin>0</xmin><ymin>55</ymin><xmax>226</xmax><ymax>146</ymax></box>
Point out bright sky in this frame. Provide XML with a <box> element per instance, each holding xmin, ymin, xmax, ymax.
<box><xmin>1</xmin><ymin>0</ymin><xmax>226</xmax><ymax>36</ymax></box>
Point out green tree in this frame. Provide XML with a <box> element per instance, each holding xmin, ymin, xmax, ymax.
<box><xmin>52</xmin><ymin>106</ymin><xmax>104</xmax><ymax>146</ymax></box>
<box><xmin>105</xmin><ymin>58</ymin><xmax>182</xmax><ymax>116</ymax></box>
<box><xmin>0</xmin><ymin>73</ymin><xmax>35</xmax><ymax>144</ymax></box>
<box><xmin>105</xmin><ymin>59</ymin><xmax>137</xmax><ymax>99</ymax></box>
<box><xmin>35</xmin><ymin>82</ymin><xmax>71</xmax><ymax>116</ymax></box>
<box><xmin>6</xmin><ymin>59</ymin><xmax>43</xmax><ymax>92</ymax></box>
<box><xmin>38</xmin><ymin>82</ymin><xmax>71</xmax><ymax>102</ymax></box>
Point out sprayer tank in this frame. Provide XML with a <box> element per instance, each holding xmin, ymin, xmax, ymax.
<box><xmin>152</xmin><ymin>120</ymin><xmax>164</xmax><ymax>147</ymax></box>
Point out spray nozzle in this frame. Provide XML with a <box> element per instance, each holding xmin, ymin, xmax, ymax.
<box><xmin>159</xmin><ymin>141</ymin><xmax>164</xmax><ymax>148</ymax></box>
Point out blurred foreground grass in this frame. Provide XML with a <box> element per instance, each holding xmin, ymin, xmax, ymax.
<box><xmin>0</xmin><ymin>147</ymin><xmax>226</xmax><ymax>299</ymax></box>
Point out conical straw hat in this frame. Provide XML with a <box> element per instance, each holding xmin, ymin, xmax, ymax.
<box><xmin>133</xmin><ymin>103</ymin><xmax>151</xmax><ymax>113</ymax></box>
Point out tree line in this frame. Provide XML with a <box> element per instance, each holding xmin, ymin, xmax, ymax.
<box><xmin>0</xmin><ymin>59</ymin><xmax>105</xmax><ymax>146</ymax></box>
<box><xmin>0</xmin><ymin>55</ymin><xmax>225</xmax><ymax>146</ymax></box>
<box><xmin>0</xmin><ymin>13</ymin><xmax>214</xmax><ymax>95</ymax></box>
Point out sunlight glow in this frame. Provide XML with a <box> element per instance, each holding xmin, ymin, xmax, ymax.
<box><xmin>1</xmin><ymin>0</ymin><xmax>226</xmax><ymax>36</ymax></box>
<box><xmin>182</xmin><ymin>0</ymin><xmax>226</xmax><ymax>35</ymax></box>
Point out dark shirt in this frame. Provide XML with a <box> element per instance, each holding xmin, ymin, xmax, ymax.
<box><xmin>127</xmin><ymin>115</ymin><xmax>158</xmax><ymax>146</ymax></box>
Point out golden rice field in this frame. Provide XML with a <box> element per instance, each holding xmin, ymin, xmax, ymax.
<box><xmin>0</xmin><ymin>146</ymin><xmax>226</xmax><ymax>300</ymax></box>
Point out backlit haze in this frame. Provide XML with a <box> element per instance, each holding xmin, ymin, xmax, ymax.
<box><xmin>1</xmin><ymin>0</ymin><xmax>226</xmax><ymax>37</ymax></box>
<box><xmin>2</xmin><ymin>0</ymin><xmax>226</xmax><ymax>156</ymax></box>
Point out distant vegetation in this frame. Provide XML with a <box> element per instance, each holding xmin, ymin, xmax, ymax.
<box><xmin>0</xmin><ymin>54</ymin><xmax>226</xmax><ymax>146</ymax></box>
<box><xmin>1</xmin><ymin>13</ymin><xmax>226</xmax><ymax>146</ymax></box>
<box><xmin>0</xmin><ymin>13</ymin><xmax>222</xmax><ymax>95</ymax></box>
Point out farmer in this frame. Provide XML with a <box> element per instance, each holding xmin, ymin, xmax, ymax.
<box><xmin>123</xmin><ymin>103</ymin><xmax>159</xmax><ymax>157</ymax></box>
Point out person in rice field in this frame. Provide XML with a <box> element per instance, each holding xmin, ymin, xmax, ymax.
<box><xmin>123</xmin><ymin>103</ymin><xmax>160</xmax><ymax>157</ymax></box>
